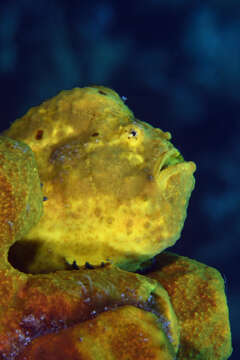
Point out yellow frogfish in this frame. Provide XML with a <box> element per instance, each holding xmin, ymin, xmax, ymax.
<box><xmin>0</xmin><ymin>88</ymin><xmax>232</xmax><ymax>359</ymax></box>
<box><xmin>2</xmin><ymin>86</ymin><xmax>196</xmax><ymax>274</ymax></box>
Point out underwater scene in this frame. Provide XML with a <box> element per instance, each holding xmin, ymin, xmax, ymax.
<box><xmin>0</xmin><ymin>1</ymin><xmax>238</xmax><ymax>359</ymax></box>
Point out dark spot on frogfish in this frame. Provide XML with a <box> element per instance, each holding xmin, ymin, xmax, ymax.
<box><xmin>35</xmin><ymin>130</ymin><xmax>44</xmax><ymax>140</ymax></box>
<box><xmin>98</xmin><ymin>90</ymin><xmax>107</xmax><ymax>95</ymax></box>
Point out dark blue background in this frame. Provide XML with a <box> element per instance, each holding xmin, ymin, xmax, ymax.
<box><xmin>0</xmin><ymin>1</ymin><xmax>238</xmax><ymax>357</ymax></box>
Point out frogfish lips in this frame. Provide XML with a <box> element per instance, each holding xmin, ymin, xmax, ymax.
<box><xmin>154</xmin><ymin>147</ymin><xmax>196</xmax><ymax>184</ymax></box>
<box><xmin>145</xmin><ymin>146</ymin><xmax>196</xmax><ymax>254</ymax></box>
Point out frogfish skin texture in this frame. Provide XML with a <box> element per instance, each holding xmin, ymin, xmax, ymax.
<box><xmin>146</xmin><ymin>251</ymin><xmax>232</xmax><ymax>360</ymax></box>
<box><xmin>0</xmin><ymin>136</ymin><xmax>43</xmax><ymax>270</ymax></box>
<box><xmin>2</xmin><ymin>85</ymin><xmax>196</xmax><ymax>273</ymax></box>
<box><xmin>0</xmin><ymin>86</ymin><xmax>232</xmax><ymax>359</ymax></box>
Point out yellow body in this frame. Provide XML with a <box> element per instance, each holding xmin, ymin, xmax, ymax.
<box><xmin>147</xmin><ymin>251</ymin><xmax>233</xmax><ymax>360</ymax></box>
<box><xmin>2</xmin><ymin>86</ymin><xmax>196</xmax><ymax>273</ymax></box>
<box><xmin>0</xmin><ymin>136</ymin><xmax>43</xmax><ymax>270</ymax></box>
<box><xmin>0</xmin><ymin>87</ymin><xmax>232</xmax><ymax>359</ymax></box>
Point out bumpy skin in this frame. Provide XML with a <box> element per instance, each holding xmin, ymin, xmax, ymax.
<box><xmin>2</xmin><ymin>86</ymin><xmax>196</xmax><ymax>273</ymax></box>
<box><xmin>0</xmin><ymin>265</ymin><xmax>179</xmax><ymax>360</ymax></box>
<box><xmin>0</xmin><ymin>136</ymin><xmax>179</xmax><ymax>359</ymax></box>
<box><xmin>146</xmin><ymin>251</ymin><xmax>233</xmax><ymax>360</ymax></box>
<box><xmin>0</xmin><ymin>88</ymin><xmax>232</xmax><ymax>359</ymax></box>
<box><xmin>0</xmin><ymin>136</ymin><xmax>43</xmax><ymax>270</ymax></box>
<box><xmin>16</xmin><ymin>306</ymin><xmax>176</xmax><ymax>360</ymax></box>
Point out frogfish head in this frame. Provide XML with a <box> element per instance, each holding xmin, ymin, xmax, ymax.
<box><xmin>2</xmin><ymin>86</ymin><xmax>196</xmax><ymax>273</ymax></box>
